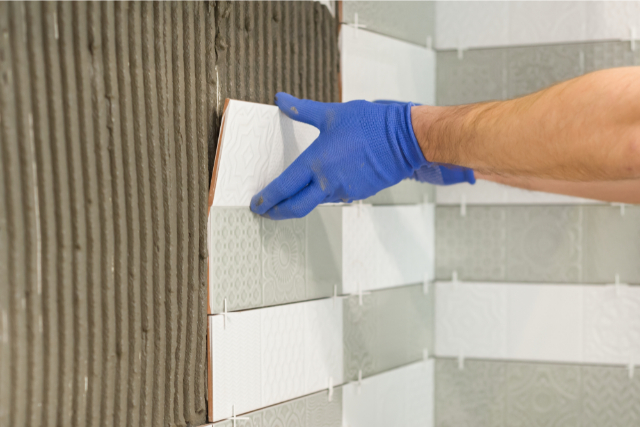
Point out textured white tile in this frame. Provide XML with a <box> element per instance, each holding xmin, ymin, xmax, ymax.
<box><xmin>340</xmin><ymin>25</ymin><xmax>435</xmax><ymax>105</ymax></box>
<box><xmin>436</xmin><ymin>180</ymin><xmax>602</xmax><ymax>205</ymax></box>
<box><xmin>435</xmin><ymin>1</ymin><xmax>509</xmax><ymax>49</ymax></box>
<box><xmin>343</xmin><ymin>204</ymin><xmax>434</xmax><ymax>294</ymax></box>
<box><xmin>211</xmin><ymin>100</ymin><xmax>319</xmax><ymax>207</ymax></box>
<box><xmin>209</xmin><ymin>299</ymin><xmax>343</xmax><ymax>422</ymax></box>
<box><xmin>506</xmin><ymin>284</ymin><xmax>584</xmax><ymax>363</ymax></box>
<box><xmin>435</xmin><ymin>282</ymin><xmax>508</xmax><ymax>359</ymax></box>
<box><xmin>586</xmin><ymin>1</ymin><xmax>640</xmax><ymax>42</ymax></box>
<box><xmin>583</xmin><ymin>285</ymin><xmax>640</xmax><ymax>365</ymax></box>
<box><xmin>508</xmin><ymin>1</ymin><xmax>587</xmax><ymax>46</ymax></box>
<box><xmin>342</xmin><ymin>360</ymin><xmax>434</xmax><ymax>427</ymax></box>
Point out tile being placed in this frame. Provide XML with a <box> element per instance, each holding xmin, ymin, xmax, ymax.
<box><xmin>208</xmin><ymin>298</ymin><xmax>343</xmax><ymax>422</ymax></box>
<box><xmin>208</xmin><ymin>206</ymin><xmax>341</xmax><ymax>314</ymax></box>
<box><xmin>435</xmin><ymin>282</ymin><xmax>584</xmax><ymax>363</ymax></box>
<box><xmin>340</xmin><ymin>25</ymin><xmax>435</xmax><ymax>105</ymax></box>
<box><xmin>210</xmin><ymin>99</ymin><xmax>319</xmax><ymax>207</ymax></box>
<box><xmin>436</xmin><ymin>48</ymin><xmax>506</xmax><ymax>106</ymax></box>
<box><xmin>434</xmin><ymin>359</ymin><xmax>506</xmax><ymax>427</ymax></box>
<box><xmin>343</xmin><ymin>285</ymin><xmax>433</xmax><ymax>381</ymax></box>
<box><xmin>342</xmin><ymin>360</ymin><xmax>434</xmax><ymax>427</ymax></box>
<box><xmin>211</xmin><ymin>388</ymin><xmax>342</xmax><ymax>427</ymax></box>
<box><xmin>435</xmin><ymin>180</ymin><xmax>603</xmax><ymax>205</ymax></box>
<box><xmin>342</xmin><ymin>204</ymin><xmax>434</xmax><ymax>294</ymax></box>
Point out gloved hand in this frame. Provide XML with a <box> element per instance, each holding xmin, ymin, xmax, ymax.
<box><xmin>250</xmin><ymin>93</ymin><xmax>429</xmax><ymax>219</ymax></box>
<box><xmin>373</xmin><ymin>100</ymin><xmax>475</xmax><ymax>186</ymax></box>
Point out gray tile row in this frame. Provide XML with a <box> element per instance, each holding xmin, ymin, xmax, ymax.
<box><xmin>209</xmin><ymin>207</ymin><xmax>342</xmax><ymax>313</ymax></box>
<box><xmin>435</xmin><ymin>205</ymin><xmax>640</xmax><ymax>284</ymax></box>
<box><xmin>212</xmin><ymin>388</ymin><xmax>342</xmax><ymax>427</ymax></box>
<box><xmin>435</xmin><ymin>358</ymin><xmax>640</xmax><ymax>427</ymax></box>
<box><xmin>437</xmin><ymin>41</ymin><xmax>640</xmax><ymax>105</ymax></box>
<box><xmin>343</xmin><ymin>284</ymin><xmax>434</xmax><ymax>382</ymax></box>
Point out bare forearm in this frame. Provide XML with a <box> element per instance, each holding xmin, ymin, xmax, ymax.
<box><xmin>477</xmin><ymin>172</ymin><xmax>640</xmax><ymax>204</ymax></box>
<box><xmin>412</xmin><ymin>67</ymin><xmax>640</xmax><ymax>181</ymax></box>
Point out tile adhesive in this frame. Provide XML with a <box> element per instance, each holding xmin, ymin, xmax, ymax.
<box><xmin>0</xmin><ymin>2</ymin><xmax>340</xmax><ymax>427</ymax></box>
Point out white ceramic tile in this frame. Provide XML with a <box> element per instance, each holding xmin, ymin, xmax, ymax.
<box><xmin>436</xmin><ymin>180</ymin><xmax>603</xmax><ymax>205</ymax></box>
<box><xmin>211</xmin><ymin>100</ymin><xmax>320</xmax><ymax>207</ymax></box>
<box><xmin>506</xmin><ymin>284</ymin><xmax>583</xmax><ymax>363</ymax></box>
<box><xmin>435</xmin><ymin>282</ymin><xmax>508</xmax><ymax>359</ymax></box>
<box><xmin>340</xmin><ymin>25</ymin><xmax>435</xmax><ymax>105</ymax></box>
<box><xmin>342</xmin><ymin>360</ymin><xmax>434</xmax><ymax>427</ymax></box>
<box><xmin>508</xmin><ymin>1</ymin><xmax>587</xmax><ymax>46</ymax></box>
<box><xmin>435</xmin><ymin>1</ymin><xmax>509</xmax><ymax>49</ymax></box>
<box><xmin>586</xmin><ymin>1</ymin><xmax>640</xmax><ymax>42</ymax></box>
<box><xmin>343</xmin><ymin>204</ymin><xmax>434</xmax><ymax>294</ymax></box>
<box><xmin>209</xmin><ymin>299</ymin><xmax>343</xmax><ymax>422</ymax></box>
<box><xmin>583</xmin><ymin>285</ymin><xmax>640</xmax><ymax>365</ymax></box>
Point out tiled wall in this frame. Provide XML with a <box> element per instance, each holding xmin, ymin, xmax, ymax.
<box><xmin>433</xmin><ymin>3</ymin><xmax>640</xmax><ymax>426</ymax></box>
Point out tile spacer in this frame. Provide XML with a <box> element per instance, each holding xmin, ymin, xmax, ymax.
<box><xmin>357</xmin><ymin>369</ymin><xmax>363</xmax><ymax>395</ymax></box>
<box><xmin>423</xmin><ymin>348</ymin><xmax>430</xmax><ymax>362</ymax></box>
<box><xmin>351</xmin><ymin>12</ymin><xmax>367</xmax><ymax>38</ymax></box>
<box><xmin>611</xmin><ymin>202</ymin><xmax>626</xmax><ymax>216</ymax></box>
<box><xmin>222</xmin><ymin>298</ymin><xmax>229</xmax><ymax>330</ymax></box>
<box><xmin>612</xmin><ymin>274</ymin><xmax>628</xmax><ymax>297</ymax></box>
<box><xmin>630</xmin><ymin>26</ymin><xmax>637</xmax><ymax>52</ymax></box>
<box><xmin>457</xmin><ymin>36</ymin><xmax>466</xmax><ymax>60</ymax></box>
<box><xmin>452</xmin><ymin>270</ymin><xmax>459</xmax><ymax>284</ymax></box>
<box><xmin>327</xmin><ymin>377</ymin><xmax>334</xmax><ymax>402</ymax></box>
<box><xmin>458</xmin><ymin>350</ymin><xmax>465</xmax><ymax>370</ymax></box>
<box><xmin>229</xmin><ymin>405</ymin><xmax>250</xmax><ymax>427</ymax></box>
<box><xmin>629</xmin><ymin>355</ymin><xmax>635</xmax><ymax>379</ymax></box>
<box><xmin>356</xmin><ymin>282</ymin><xmax>371</xmax><ymax>306</ymax></box>
<box><xmin>460</xmin><ymin>194</ymin><xmax>467</xmax><ymax>217</ymax></box>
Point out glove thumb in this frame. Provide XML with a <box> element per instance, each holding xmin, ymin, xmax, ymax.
<box><xmin>275</xmin><ymin>92</ymin><xmax>327</xmax><ymax>129</ymax></box>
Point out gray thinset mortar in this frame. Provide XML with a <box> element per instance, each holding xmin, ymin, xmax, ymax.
<box><xmin>0</xmin><ymin>2</ymin><xmax>339</xmax><ymax>426</ymax></box>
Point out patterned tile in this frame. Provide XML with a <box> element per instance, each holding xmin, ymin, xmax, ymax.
<box><xmin>583</xmin><ymin>285</ymin><xmax>640</xmax><ymax>365</ymax></box>
<box><xmin>305</xmin><ymin>388</ymin><xmax>342</xmax><ymax>427</ymax></box>
<box><xmin>505</xmin><ymin>206</ymin><xmax>583</xmax><ymax>283</ymax></box>
<box><xmin>582</xmin><ymin>206</ymin><xmax>640</xmax><ymax>284</ymax></box>
<box><xmin>262</xmin><ymin>217</ymin><xmax>306</xmax><ymax>306</ymax></box>
<box><xmin>581</xmin><ymin>365</ymin><xmax>640</xmax><ymax>427</ymax></box>
<box><xmin>505</xmin><ymin>362</ymin><xmax>581</xmax><ymax>427</ymax></box>
<box><xmin>436</xmin><ymin>48</ymin><xmax>506</xmax><ymax>106</ymax></box>
<box><xmin>435</xmin><ymin>207</ymin><xmax>506</xmax><ymax>282</ymax></box>
<box><xmin>435</xmin><ymin>282</ymin><xmax>508</xmax><ymax>359</ymax></box>
<box><xmin>343</xmin><ymin>285</ymin><xmax>432</xmax><ymax>382</ymax></box>
<box><xmin>435</xmin><ymin>359</ymin><xmax>506</xmax><ymax>427</ymax></box>
<box><xmin>507</xmin><ymin>44</ymin><xmax>584</xmax><ymax>98</ymax></box>
<box><xmin>209</xmin><ymin>208</ymin><xmax>262</xmax><ymax>313</ymax></box>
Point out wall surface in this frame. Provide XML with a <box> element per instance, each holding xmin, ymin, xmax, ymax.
<box><xmin>0</xmin><ymin>2</ymin><xmax>340</xmax><ymax>427</ymax></box>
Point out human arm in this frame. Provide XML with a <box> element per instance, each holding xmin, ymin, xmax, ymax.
<box><xmin>412</xmin><ymin>67</ymin><xmax>640</xmax><ymax>182</ymax></box>
<box><xmin>476</xmin><ymin>172</ymin><xmax>640</xmax><ymax>204</ymax></box>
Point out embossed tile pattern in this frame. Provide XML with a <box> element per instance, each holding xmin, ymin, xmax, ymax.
<box><xmin>343</xmin><ymin>204</ymin><xmax>435</xmax><ymax>294</ymax></box>
<box><xmin>343</xmin><ymin>285</ymin><xmax>433</xmax><ymax>382</ymax></box>
<box><xmin>436</xmin><ymin>359</ymin><xmax>640</xmax><ymax>427</ymax></box>
<box><xmin>212</xmin><ymin>388</ymin><xmax>342</xmax><ymax>427</ymax></box>
<box><xmin>435</xmin><ymin>205</ymin><xmax>640</xmax><ymax>284</ymax></box>
<box><xmin>209</xmin><ymin>299</ymin><xmax>343</xmax><ymax>422</ymax></box>
<box><xmin>436</xmin><ymin>282</ymin><xmax>640</xmax><ymax>365</ymax></box>
<box><xmin>342</xmin><ymin>361</ymin><xmax>434</xmax><ymax>427</ymax></box>
<box><xmin>209</xmin><ymin>207</ymin><xmax>341</xmax><ymax>314</ymax></box>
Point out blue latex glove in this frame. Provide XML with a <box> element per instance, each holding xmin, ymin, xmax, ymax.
<box><xmin>373</xmin><ymin>100</ymin><xmax>475</xmax><ymax>186</ymax></box>
<box><xmin>250</xmin><ymin>93</ymin><xmax>429</xmax><ymax>219</ymax></box>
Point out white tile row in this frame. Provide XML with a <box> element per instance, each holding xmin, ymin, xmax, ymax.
<box><xmin>208</xmin><ymin>299</ymin><xmax>343</xmax><ymax>422</ymax></box>
<box><xmin>435</xmin><ymin>1</ymin><xmax>640</xmax><ymax>50</ymax></box>
<box><xmin>340</xmin><ymin>24</ymin><xmax>435</xmax><ymax>105</ymax></box>
<box><xmin>436</xmin><ymin>180</ymin><xmax>603</xmax><ymax>205</ymax></box>
<box><xmin>342</xmin><ymin>360</ymin><xmax>434</xmax><ymax>427</ymax></box>
<box><xmin>435</xmin><ymin>281</ymin><xmax>640</xmax><ymax>366</ymax></box>
<box><xmin>342</xmin><ymin>204</ymin><xmax>435</xmax><ymax>294</ymax></box>
<box><xmin>211</xmin><ymin>100</ymin><xmax>319</xmax><ymax>207</ymax></box>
